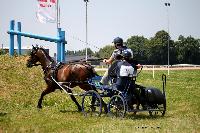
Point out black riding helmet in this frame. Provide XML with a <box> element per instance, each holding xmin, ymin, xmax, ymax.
<box><xmin>113</xmin><ymin>37</ymin><xmax>123</xmax><ymax>48</ymax></box>
<box><xmin>122</xmin><ymin>50</ymin><xmax>132</xmax><ymax>60</ymax></box>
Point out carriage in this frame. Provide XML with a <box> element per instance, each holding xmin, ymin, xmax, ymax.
<box><xmin>81</xmin><ymin>68</ymin><xmax>167</xmax><ymax>118</ymax></box>
<box><xmin>27</xmin><ymin>46</ymin><xmax>167</xmax><ymax>118</ymax></box>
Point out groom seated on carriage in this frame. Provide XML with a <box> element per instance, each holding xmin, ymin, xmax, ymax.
<box><xmin>109</xmin><ymin>50</ymin><xmax>142</xmax><ymax>108</ymax></box>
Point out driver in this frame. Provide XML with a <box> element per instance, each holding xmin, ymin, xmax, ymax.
<box><xmin>100</xmin><ymin>37</ymin><xmax>133</xmax><ymax>85</ymax></box>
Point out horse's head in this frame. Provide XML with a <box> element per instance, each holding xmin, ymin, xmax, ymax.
<box><xmin>26</xmin><ymin>45</ymin><xmax>41</xmax><ymax>68</ymax></box>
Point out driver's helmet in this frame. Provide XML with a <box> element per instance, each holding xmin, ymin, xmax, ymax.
<box><xmin>122</xmin><ymin>49</ymin><xmax>132</xmax><ymax>60</ymax></box>
<box><xmin>113</xmin><ymin>37</ymin><xmax>123</xmax><ymax>48</ymax></box>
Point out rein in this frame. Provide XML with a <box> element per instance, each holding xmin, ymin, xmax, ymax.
<box><xmin>31</xmin><ymin>63</ymin><xmax>42</xmax><ymax>67</ymax></box>
<box><xmin>67</xmin><ymin>58</ymin><xmax>103</xmax><ymax>64</ymax></box>
<box><xmin>43</xmin><ymin>62</ymin><xmax>55</xmax><ymax>75</ymax></box>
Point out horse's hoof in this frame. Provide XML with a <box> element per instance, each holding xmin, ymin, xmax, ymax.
<box><xmin>104</xmin><ymin>108</ymin><xmax>108</xmax><ymax>114</ymax></box>
<box><xmin>37</xmin><ymin>105</ymin><xmax>42</xmax><ymax>109</ymax></box>
<box><xmin>78</xmin><ymin>107</ymin><xmax>82</xmax><ymax>112</ymax></box>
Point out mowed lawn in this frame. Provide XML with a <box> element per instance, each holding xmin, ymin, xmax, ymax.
<box><xmin>0</xmin><ymin>55</ymin><xmax>199</xmax><ymax>133</ymax></box>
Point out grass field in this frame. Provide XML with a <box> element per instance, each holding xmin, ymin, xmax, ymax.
<box><xmin>0</xmin><ymin>55</ymin><xmax>200</xmax><ymax>133</ymax></box>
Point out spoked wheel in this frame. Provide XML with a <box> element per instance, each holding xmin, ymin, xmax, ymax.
<box><xmin>82</xmin><ymin>90</ymin><xmax>102</xmax><ymax>117</ymax></box>
<box><xmin>108</xmin><ymin>95</ymin><xmax>126</xmax><ymax>118</ymax></box>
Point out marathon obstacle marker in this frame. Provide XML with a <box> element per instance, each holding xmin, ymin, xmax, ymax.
<box><xmin>7</xmin><ymin>20</ymin><xmax>67</xmax><ymax>62</ymax></box>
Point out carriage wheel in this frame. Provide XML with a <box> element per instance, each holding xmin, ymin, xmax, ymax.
<box><xmin>82</xmin><ymin>90</ymin><xmax>102</xmax><ymax>117</ymax></box>
<box><xmin>108</xmin><ymin>95</ymin><xmax>126</xmax><ymax>118</ymax></box>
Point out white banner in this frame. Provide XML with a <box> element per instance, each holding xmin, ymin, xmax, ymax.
<box><xmin>36</xmin><ymin>0</ymin><xmax>57</xmax><ymax>23</ymax></box>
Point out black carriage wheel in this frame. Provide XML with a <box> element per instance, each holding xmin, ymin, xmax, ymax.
<box><xmin>108</xmin><ymin>95</ymin><xmax>126</xmax><ymax>118</ymax></box>
<box><xmin>82</xmin><ymin>90</ymin><xmax>102</xmax><ymax>117</ymax></box>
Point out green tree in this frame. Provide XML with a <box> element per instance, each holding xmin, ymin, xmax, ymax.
<box><xmin>126</xmin><ymin>35</ymin><xmax>148</xmax><ymax>64</ymax></box>
<box><xmin>146</xmin><ymin>30</ymin><xmax>175</xmax><ymax>65</ymax></box>
<box><xmin>175</xmin><ymin>35</ymin><xmax>200</xmax><ymax>64</ymax></box>
<box><xmin>95</xmin><ymin>45</ymin><xmax>115</xmax><ymax>59</ymax></box>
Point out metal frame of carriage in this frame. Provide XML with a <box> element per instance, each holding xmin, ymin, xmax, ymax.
<box><xmin>51</xmin><ymin>67</ymin><xmax>167</xmax><ymax>118</ymax></box>
<box><xmin>108</xmin><ymin>74</ymin><xmax>166</xmax><ymax>118</ymax></box>
<box><xmin>81</xmin><ymin>69</ymin><xmax>167</xmax><ymax>118</ymax></box>
<box><xmin>50</xmin><ymin>75</ymin><xmax>103</xmax><ymax>117</ymax></box>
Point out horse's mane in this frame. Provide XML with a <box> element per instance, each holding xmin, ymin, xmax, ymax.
<box><xmin>38</xmin><ymin>46</ymin><xmax>55</xmax><ymax>63</ymax></box>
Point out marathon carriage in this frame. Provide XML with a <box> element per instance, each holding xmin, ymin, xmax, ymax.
<box><xmin>82</xmin><ymin>67</ymin><xmax>167</xmax><ymax>118</ymax></box>
<box><xmin>27</xmin><ymin>46</ymin><xmax>166</xmax><ymax>118</ymax></box>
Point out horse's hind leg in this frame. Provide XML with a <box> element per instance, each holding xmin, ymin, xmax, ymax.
<box><xmin>67</xmin><ymin>89</ymin><xmax>82</xmax><ymax>111</ymax></box>
<box><xmin>37</xmin><ymin>87</ymin><xmax>54</xmax><ymax>109</ymax></box>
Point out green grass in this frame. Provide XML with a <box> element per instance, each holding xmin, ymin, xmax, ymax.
<box><xmin>0</xmin><ymin>55</ymin><xmax>200</xmax><ymax>133</ymax></box>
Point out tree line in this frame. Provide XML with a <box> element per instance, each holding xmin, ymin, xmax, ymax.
<box><xmin>66</xmin><ymin>30</ymin><xmax>200</xmax><ymax>65</ymax></box>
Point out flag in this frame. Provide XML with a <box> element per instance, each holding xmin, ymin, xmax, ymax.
<box><xmin>36</xmin><ymin>0</ymin><xmax>57</xmax><ymax>23</ymax></box>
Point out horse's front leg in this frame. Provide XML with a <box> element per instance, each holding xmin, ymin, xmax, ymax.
<box><xmin>37</xmin><ymin>87</ymin><xmax>55</xmax><ymax>109</ymax></box>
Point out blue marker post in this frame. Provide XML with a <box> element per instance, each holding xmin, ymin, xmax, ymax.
<box><xmin>9</xmin><ymin>20</ymin><xmax>15</xmax><ymax>56</ymax></box>
<box><xmin>56</xmin><ymin>28</ymin><xmax>66</xmax><ymax>62</ymax></box>
<box><xmin>60</xmin><ymin>30</ymin><xmax>66</xmax><ymax>62</ymax></box>
<box><xmin>57</xmin><ymin>28</ymin><xmax>61</xmax><ymax>62</ymax></box>
<box><xmin>17</xmin><ymin>22</ymin><xmax>21</xmax><ymax>55</ymax></box>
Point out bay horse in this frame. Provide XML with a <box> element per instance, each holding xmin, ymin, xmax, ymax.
<box><xmin>26</xmin><ymin>45</ymin><xmax>99</xmax><ymax>111</ymax></box>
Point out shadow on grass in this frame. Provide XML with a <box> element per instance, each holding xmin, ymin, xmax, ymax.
<box><xmin>59</xmin><ymin>109</ymin><xmax>171</xmax><ymax>120</ymax></box>
<box><xmin>59</xmin><ymin>109</ymin><xmax>81</xmax><ymax>113</ymax></box>
<box><xmin>128</xmin><ymin>114</ymin><xmax>162</xmax><ymax>120</ymax></box>
<box><xmin>0</xmin><ymin>112</ymin><xmax>7</xmax><ymax>117</ymax></box>
<box><xmin>126</xmin><ymin>112</ymin><xmax>171</xmax><ymax>120</ymax></box>
<box><xmin>101</xmin><ymin>111</ymin><xmax>171</xmax><ymax>120</ymax></box>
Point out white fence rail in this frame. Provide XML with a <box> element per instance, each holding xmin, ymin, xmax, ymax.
<box><xmin>95</xmin><ymin>64</ymin><xmax>200</xmax><ymax>71</ymax></box>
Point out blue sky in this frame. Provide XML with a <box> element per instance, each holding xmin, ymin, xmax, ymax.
<box><xmin>0</xmin><ymin>0</ymin><xmax>200</xmax><ymax>56</ymax></box>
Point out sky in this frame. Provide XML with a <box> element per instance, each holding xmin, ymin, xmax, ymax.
<box><xmin>0</xmin><ymin>0</ymin><xmax>200</xmax><ymax>56</ymax></box>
